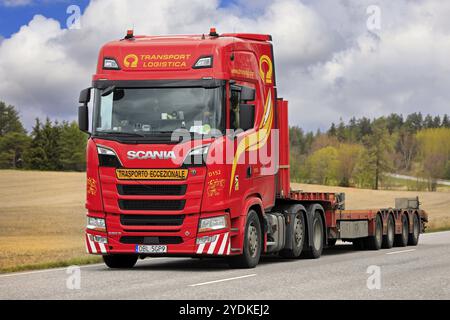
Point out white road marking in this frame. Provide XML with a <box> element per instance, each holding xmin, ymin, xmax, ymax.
<box><xmin>0</xmin><ymin>263</ymin><xmax>104</xmax><ymax>278</ymax></box>
<box><xmin>189</xmin><ymin>274</ymin><xmax>256</xmax><ymax>287</ymax></box>
<box><xmin>0</xmin><ymin>257</ymin><xmax>171</xmax><ymax>278</ymax></box>
<box><xmin>386</xmin><ymin>249</ymin><xmax>416</xmax><ymax>255</ymax></box>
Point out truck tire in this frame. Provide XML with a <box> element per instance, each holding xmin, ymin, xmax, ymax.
<box><xmin>228</xmin><ymin>210</ymin><xmax>262</xmax><ymax>268</ymax></box>
<box><xmin>408</xmin><ymin>214</ymin><xmax>420</xmax><ymax>246</ymax></box>
<box><xmin>303</xmin><ymin>211</ymin><xmax>324</xmax><ymax>259</ymax></box>
<box><xmin>366</xmin><ymin>215</ymin><xmax>382</xmax><ymax>250</ymax></box>
<box><xmin>382</xmin><ymin>215</ymin><xmax>395</xmax><ymax>249</ymax></box>
<box><xmin>279</xmin><ymin>211</ymin><xmax>305</xmax><ymax>258</ymax></box>
<box><xmin>394</xmin><ymin>214</ymin><xmax>409</xmax><ymax>247</ymax></box>
<box><xmin>103</xmin><ymin>254</ymin><xmax>138</xmax><ymax>269</ymax></box>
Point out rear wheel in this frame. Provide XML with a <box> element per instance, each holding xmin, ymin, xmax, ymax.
<box><xmin>304</xmin><ymin>211</ymin><xmax>324</xmax><ymax>259</ymax></box>
<box><xmin>366</xmin><ymin>215</ymin><xmax>382</xmax><ymax>250</ymax></box>
<box><xmin>394</xmin><ymin>214</ymin><xmax>409</xmax><ymax>247</ymax></box>
<box><xmin>279</xmin><ymin>211</ymin><xmax>305</xmax><ymax>258</ymax></box>
<box><xmin>382</xmin><ymin>215</ymin><xmax>395</xmax><ymax>249</ymax></box>
<box><xmin>228</xmin><ymin>210</ymin><xmax>262</xmax><ymax>268</ymax></box>
<box><xmin>103</xmin><ymin>254</ymin><xmax>138</xmax><ymax>269</ymax></box>
<box><xmin>408</xmin><ymin>214</ymin><xmax>420</xmax><ymax>246</ymax></box>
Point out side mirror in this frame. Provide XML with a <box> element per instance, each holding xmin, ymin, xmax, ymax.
<box><xmin>78</xmin><ymin>105</ymin><xmax>89</xmax><ymax>133</ymax></box>
<box><xmin>78</xmin><ymin>88</ymin><xmax>91</xmax><ymax>133</ymax></box>
<box><xmin>239</xmin><ymin>104</ymin><xmax>255</xmax><ymax>131</ymax></box>
<box><xmin>240</xmin><ymin>86</ymin><xmax>255</xmax><ymax>101</ymax></box>
<box><xmin>79</xmin><ymin>88</ymin><xmax>91</xmax><ymax>104</ymax></box>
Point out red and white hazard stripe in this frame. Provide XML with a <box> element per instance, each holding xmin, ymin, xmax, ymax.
<box><xmin>85</xmin><ymin>233</ymin><xmax>107</xmax><ymax>254</ymax></box>
<box><xmin>196</xmin><ymin>232</ymin><xmax>231</xmax><ymax>256</ymax></box>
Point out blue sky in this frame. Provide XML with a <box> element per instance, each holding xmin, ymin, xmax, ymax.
<box><xmin>0</xmin><ymin>0</ymin><xmax>89</xmax><ymax>38</ymax></box>
<box><xmin>0</xmin><ymin>0</ymin><xmax>235</xmax><ymax>38</ymax></box>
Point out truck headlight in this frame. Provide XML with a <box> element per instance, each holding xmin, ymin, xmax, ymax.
<box><xmin>97</xmin><ymin>145</ymin><xmax>122</xmax><ymax>167</ymax></box>
<box><xmin>198</xmin><ymin>215</ymin><xmax>228</xmax><ymax>233</ymax></box>
<box><xmin>87</xmin><ymin>217</ymin><xmax>106</xmax><ymax>232</ymax></box>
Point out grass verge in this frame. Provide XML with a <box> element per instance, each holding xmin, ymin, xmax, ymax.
<box><xmin>0</xmin><ymin>256</ymin><xmax>102</xmax><ymax>274</ymax></box>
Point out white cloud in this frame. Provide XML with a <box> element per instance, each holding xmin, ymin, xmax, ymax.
<box><xmin>0</xmin><ymin>0</ymin><xmax>449</xmax><ymax>131</ymax></box>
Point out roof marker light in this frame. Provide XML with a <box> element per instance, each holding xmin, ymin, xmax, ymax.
<box><xmin>193</xmin><ymin>56</ymin><xmax>213</xmax><ymax>69</ymax></box>
<box><xmin>103</xmin><ymin>58</ymin><xmax>120</xmax><ymax>70</ymax></box>
<box><xmin>125</xmin><ymin>29</ymin><xmax>134</xmax><ymax>39</ymax></box>
<box><xmin>209</xmin><ymin>27</ymin><xmax>219</xmax><ymax>37</ymax></box>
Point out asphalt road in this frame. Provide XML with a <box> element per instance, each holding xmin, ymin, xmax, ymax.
<box><xmin>1</xmin><ymin>231</ymin><xmax>449</xmax><ymax>300</ymax></box>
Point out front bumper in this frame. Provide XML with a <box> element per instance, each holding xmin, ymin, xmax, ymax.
<box><xmin>85</xmin><ymin>229</ymin><xmax>231</xmax><ymax>256</ymax></box>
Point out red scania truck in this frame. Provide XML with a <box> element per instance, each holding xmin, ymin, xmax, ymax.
<box><xmin>78</xmin><ymin>28</ymin><xmax>428</xmax><ymax>268</ymax></box>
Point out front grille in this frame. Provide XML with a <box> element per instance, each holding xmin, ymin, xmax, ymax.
<box><xmin>120</xmin><ymin>236</ymin><xmax>183</xmax><ymax>245</ymax></box>
<box><xmin>117</xmin><ymin>184</ymin><xmax>186</xmax><ymax>196</ymax></box>
<box><xmin>121</xmin><ymin>214</ymin><xmax>185</xmax><ymax>226</ymax></box>
<box><xmin>118</xmin><ymin>199</ymin><xmax>185</xmax><ymax>211</ymax></box>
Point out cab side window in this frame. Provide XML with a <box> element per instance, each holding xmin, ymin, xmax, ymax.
<box><xmin>229</xmin><ymin>88</ymin><xmax>241</xmax><ymax>130</ymax></box>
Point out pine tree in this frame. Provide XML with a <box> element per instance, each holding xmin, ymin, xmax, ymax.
<box><xmin>0</xmin><ymin>102</ymin><xmax>26</xmax><ymax>136</ymax></box>
<box><xmin>23</xmin><ymin>118</ymin><xmax>48</xmax><ymax>170</ymax></box>
<box><xmin>60</xmin><ymin>121</ymin><xmax>87</xmax><ymax>171</ymax></box>
<box><xmin>362</xmin><ymin>118</ymin><xmax>393</xmax><ymax>189</ymax></box>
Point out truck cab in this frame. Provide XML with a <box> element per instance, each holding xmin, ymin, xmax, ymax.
<box><xmin>80</xmin><ymin>29</ymin><xmax>279</xmax><ymax>268</ymax></box>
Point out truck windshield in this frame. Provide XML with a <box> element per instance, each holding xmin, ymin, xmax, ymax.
<box><xmin>93</xmin><ymin>87</ymin><xmax>224</xmax><ymax>137</ymax></box>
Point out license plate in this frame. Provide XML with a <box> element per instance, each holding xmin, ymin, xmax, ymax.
<box><xmin>135</xmin><ymin>245</ymin><xmax>167</xmax><ymax>254</ymax></box>
<box><xmin>116</xmin><ymin>169</ymin><xmax>188</xmax><ymax>180</ymax></box>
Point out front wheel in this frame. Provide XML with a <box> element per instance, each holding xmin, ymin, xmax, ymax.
<box><xmin>103</xmin><ymin>254</ymin><xmax>138</xmax><ymax>269</ymax></box>
<box><xmin>228</xmin><ymin>210</ymin><xmax>262</xmax><ymax>268</ymax></box>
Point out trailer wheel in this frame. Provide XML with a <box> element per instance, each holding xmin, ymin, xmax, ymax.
<box><xmin>304</xmin><ymin>211</ymin><xmax>324</xmax><ymax>259</ymax></box>
<box><xmin>382</xmin><ymin>215</ymin><xmax>395</xmax><ymax>249</ymax></box>
<box><xmin>408</xmin><ymin>214</ymin><xmax>420</xmax><ymax>246</ymax></box>
<box><xmin>103</xmin><ymin>254</ymin><xmax>138</xmax><ymax>269</ymax></box>
<box><xmin>394</xmin><ymin>214</ymin><xmax>409</xmax><ymax>247</ymax></box>
<box><xmin>366</xmin><ymin>215</ymin><xmax>382</xmax><ymax>250</ymax></box>
<box><xmin>228</xmin><ymin>209</ymin><xmax>262</xmax><ymax>268</ymax></box>
<box><xmin>280</xmin><ymin>211</ymin><xmax>305</xmax><ymax>258</ymax></box>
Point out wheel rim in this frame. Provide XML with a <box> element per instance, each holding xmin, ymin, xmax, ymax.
<box><xmin>248</xmin><ymin>221</ymin><xmax>259</xmax><ymax>258</ymax></box>
<box><xmin>294</xmin><ymin>214</ymin><xmax>304</xmax><ymax>248</ymax></box>
<box><xmin>313</xmin><ymin>219</ymin><xmax>322</xmax><ymax>249</ymax></box>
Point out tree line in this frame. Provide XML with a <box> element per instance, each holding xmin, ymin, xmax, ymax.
<box><xmin>0</xmin><ymin>101</ymin><xmax>87</xmax><ymax>171</ymax></box>
<box><xmin>290</xmin><ymin>113</ymin><xmax>450</xmax><ymax>191</ymax></box>
<box><xmin>2</xmin><ymin>100</ymin><xmax>449</xmax><ymax>191</ymax></box>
